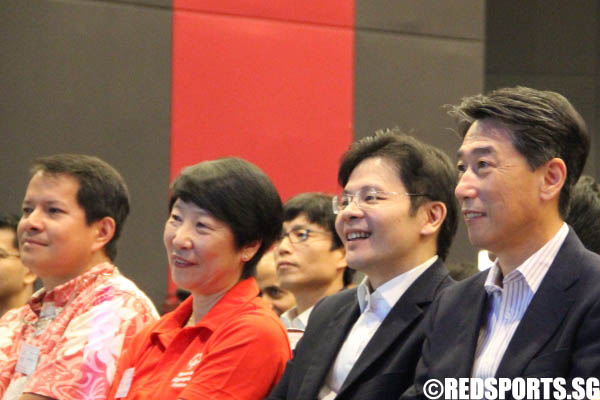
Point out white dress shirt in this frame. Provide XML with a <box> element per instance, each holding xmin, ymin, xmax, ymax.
<box><xmin>318</xmin><ymin>256</ymin><xmax>438</xmax><ymax>399</ymax></box>
<box><xmin>281</xmin><ymin>306</ymin><xmax>313</xmax><ymax>331</ymax></box>
<box><xmin>281</xmin><ymin>306</ymin><xmax>314</xmax><ymax>350</ymax></box>
<box><xmin>471</xmin><ymin>223</ymin><xmax>569</xmax><ymax>379</ymax></box>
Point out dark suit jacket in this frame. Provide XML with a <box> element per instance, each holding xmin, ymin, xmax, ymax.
<box><xmin>267</xmin><ymin>259</ymin><xmax>453</xmax><ymax>400</ymax></box>
<box><xmin>406</xmin><ymin>230</ymin><xmax>600</xmax><ymax>399</ymax></box>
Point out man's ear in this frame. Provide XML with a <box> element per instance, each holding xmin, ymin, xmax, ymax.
<box><xmin>331</xmin><ymin>247</ymin><xmax>347</xmax><ymax>271</ymax></box>
<box><xmin>540</xmin><ymin>158</ymin><xmax>566</xmax><ymax>202</ymax></box>
<box><xmin>91</xmin><ymin>216</ymin><xmax>116</xmax><ymax>252</ymax></box>
<box><xmin>420</xmin><ymin>201</ymin><xmax>447</xmax><ymax>236</ymax></box>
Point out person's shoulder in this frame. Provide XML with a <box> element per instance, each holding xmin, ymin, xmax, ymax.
<box><xmin>575</xmin><ymin>247</ymin><xmax>600</xmax><ymax>274</ymax></box>
<box><xmin>308</xmin><ymin>288</ymin><xmax>357</xmax><ymax>321</ymax></box>
<box><xmin>229</xmin><ymin>299</ymin><xmax>287</xmax><ymax>332</ymax></box>
<box><xmin>0</xmin><ymin>305</ymin><xmax>27</xmax><ymax>332</ymax></box>
<box><xmin>551</xmin><ymin>232</ymin><xmax>600</xmax><ymax>287</ymax></box>
<box><xmin>215</xmin><ymin>305</ymin><xmax>290</xmax><ymax>351</ymax></box>
<box><xmin>90</xmin><ymin>270</ymin><xmax>158</xmax><ymax>315</ymax></box>
<box><xmin>320</xmin><ymin>287</ymin><xmax>357</xmax><ymax>307</ymax></box>
<box><xmin>0</xmin><ymin>304</ymin><xmax>28</xmax><ymax>321</ymax></box>
<box><xmin>435</xmin><ymin>269</ymin><xmax>487</xmax><ymax>301</ymax></box>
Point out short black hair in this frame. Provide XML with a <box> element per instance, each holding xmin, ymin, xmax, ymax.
<box><xmin>31</xmin><ymin>154</ymin><xmax>130</xmax><ymax>261</ymax></box>
<box><xmin>448</xmin><ymin>86</ymin><xmax>590</xmax><ymax>218</ymax></box>
<box><xmin>283</xmin><ymin>193</ymin><xmax>342</xmax><ymax>249</ymax></box>
<box><xmin>338</xmin><ymin>129</ymin><xmax>458</xmax><ymax>261</ymax></box>
<box><xmin>0</xmin><ymin>213</ymin><xmax>19</xmax><ymax>249</ymax></box>
<box><xmin>282</xmin><ymin>192</ymin><xmax>355</xmax><ymax>286</ymax></box>
<box><xmin>169</xmin><ymin>157</ymin><xmax>282</xmax><ymax>279</ymax></box>
<box><xmin>566</xmin><ymin>175</ymin><xmax>600</xmax><ymax>255</ymax></box>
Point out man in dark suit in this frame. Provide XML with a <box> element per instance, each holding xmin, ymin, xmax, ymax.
<box><xmin>406</xmin><ymin>86</ymin><xmax>600</xmax><ymax>399</ymax></box>
<box><xmin>268</xmin><ymin>130</ymin><xmax>458</xmax><ymax>400</ymax></box>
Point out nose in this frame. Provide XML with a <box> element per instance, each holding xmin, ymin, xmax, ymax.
<box><xmin>171</xmin><ymin>224</ymin><xmax>193</xmax><ymax>250</ymax></box>
<box><xmin>275</xmin><ymin>235</ymin><xmax>292</xmax><ymax>255</ymax></box>
<box><xmin>20</xmin><ymin>207</ymin><xmax>44</xmax><ymax>233</ymax></box>
<box><xmin>455</xmin><ymin>169</ymin><xmax>478</xmax><ymax>201</ymax></box>
<box><xmin>337</xmin><ymin>197</ymin><xmax>364</xmax><ymax>221</ymax></box>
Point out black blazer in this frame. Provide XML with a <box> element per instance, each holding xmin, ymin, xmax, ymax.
<box><xmin>406</xmin><ymin>230</ymin><xmax>600</xmax><ymax>399</ymax></box>
<box><xmin>268</xmin><ymin>259</ymin><xmax>453</xmax><ymax>400</ymax></box>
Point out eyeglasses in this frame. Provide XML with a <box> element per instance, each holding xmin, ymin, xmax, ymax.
<box><xmin>278</xmin><ymin>227</ymin><xmax>329</xmax><ymax>244</ymax></box>
<box><xmin>0</xmin><ymin>249</ymin><xmax>20</xmax><ymax>260</ymax></box>
<box><xmin>332</xmin><ymin>188</ymin><xmax>428</xmax><ymax>214</ymax></box>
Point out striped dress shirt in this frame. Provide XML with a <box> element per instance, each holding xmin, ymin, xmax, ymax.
<box><xmin>471</xmin><ymin>223</ymin><xmax>569</xmax><ymax>379</ymax></box>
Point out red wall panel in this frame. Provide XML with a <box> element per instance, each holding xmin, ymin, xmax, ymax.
<box><xmin>168</xmin><ymin>6</ymin><xmax>354</xmax><ymax>303</ymax></box>
<box><xmin>170</xmin><ymin>11</ymin><xmax>353</xmax><ymax>196</ymax></box>
<box><xmin>174</xmin><ymin>0</ymin><xmax>353</xmax><ymax>27</ymax></box>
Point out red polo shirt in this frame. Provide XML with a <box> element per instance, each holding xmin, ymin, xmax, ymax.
<box><xmin>107</xmin><ymin>278</ymin><xmax>291</xmax><ymax>400</ymax></box>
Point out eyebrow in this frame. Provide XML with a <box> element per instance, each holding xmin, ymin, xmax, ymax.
<box><xmin>457</xmin><ymin>146</ymin><xmax>497</xmax><ymax>159</ymax></box>
<box><xmin>342</xmin><ymin>185</ymin><xmax>383</xmax><ymax>194</ymax></box>
<box><xmin>288</xmin><ymin>224</ymin><xmax>309</xmax><ymax>231</ymax></box>
<box><xmin>21</xmin><ymin>199</ymin><xmax>67</xmax><ymax>207</ymax></box>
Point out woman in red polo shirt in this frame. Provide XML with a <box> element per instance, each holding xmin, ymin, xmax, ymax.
<box><xmin>108</xmin><ymin>157</ymin><xmax>291</xmax><ymax>400</ymax></box>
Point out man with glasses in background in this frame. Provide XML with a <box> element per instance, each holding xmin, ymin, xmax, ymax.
<box><xmin>275</xmin><ymin>193</ymin><xmax>353</xmax><ymax>348</ymax></box>
<box><xmin>268</xmin><ymin>130</ymin><xmax>458</xmax><ymax>400</ymax></box>
<box><xmin>0</xmin><ymin>213</ymin><xmax>37</xmax><ymax>317</ymax></box>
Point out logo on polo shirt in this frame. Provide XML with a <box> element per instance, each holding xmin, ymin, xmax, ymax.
<box><xmin>171</xmin><ymin>353</ymin><xmax>204</xmax><ymax>388</ymax></box>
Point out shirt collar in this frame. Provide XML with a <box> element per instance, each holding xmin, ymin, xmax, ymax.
<box><xmin>280</xmin><ymin>306</ymin><xmax>314</xmax><ymax>330</ymax></box>
<box><xmin>356</xmin><ymin>255</ymin><xmax>439</xmax><ymax>314</ymax></box>
<box><xmin>28</xmin><ymin>262</ymin><xmax>115</xmax><ymax>313</ymax></box>
<box><xmin>484</xmin><ymin>223</ymin><xmax>569</xmax><ymax>294</ymax></box>
<box><xmin>152</xmin><ymin>277</ymin><xmax>260</xmax><ymax>344</ymax></box>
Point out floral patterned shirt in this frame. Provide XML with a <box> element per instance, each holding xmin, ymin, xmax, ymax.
<box><xmin>0</xmin><ymin>263</ymin><xmax>158</xmax><ymax>400</ymax></box>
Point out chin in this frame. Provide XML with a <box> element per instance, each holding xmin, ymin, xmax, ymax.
<box><xmin>345</xmin><ymin>257</ymin><xmax>368</xmax><ymax>272</ymax></box>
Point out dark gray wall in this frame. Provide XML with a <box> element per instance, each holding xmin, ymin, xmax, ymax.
<box><xmin>486</xmin><ymin>0</ymin><xmax>600</xmax><ymax>179</ymax></box>
<box><xmin>0</xmin><ymin>0</ymin><xmax>172</xmax><ymax>309</ymax></box>
<box><xmin>354</xmin><ymin>0</ymin><xmax>486</xmax><ymax>268</ymax></box>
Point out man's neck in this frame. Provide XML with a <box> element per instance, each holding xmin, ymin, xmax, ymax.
<box><xmin>292</xmin><ymin>279</ymin><xmax>344</xmax><ymax>314</ymax></box>
<box><xmin>496</xmin><ymin>219</ymin><xmax>564</xmax><ymax>277</ymax></box>
<box><xmin>366</xmin><ymin>251</ymin><xmax>437</xmax><ymax>290</ymax></box>
<box><xmin>41</xmin><ymin>253</ymin><xmax>111</xmax><ymax>292</ymax></box>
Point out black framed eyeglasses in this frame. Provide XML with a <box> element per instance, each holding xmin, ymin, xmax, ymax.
<box><xmin>278</xmin><ymin>227</ymin><xmax>329</xmax><ymax>244</ymax></box>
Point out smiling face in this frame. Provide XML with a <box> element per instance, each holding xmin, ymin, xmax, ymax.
<box><xmin>455</xmin><ymin>119</ymin><xmax>545</xmax><ymax>257</ymax></box>
<box><xmin>275</xmin><ymin>214</ymin><xmax>345</xmax><ymax>293</ymax></box>
<box><xmin>17</xmin><ymin>172</ymin><xmax>102</xmax><ymax>285</ymax></box>
<box><xmin>334</xmin><ymin>157</ymin><xmax>424</xmax><ymax>286</ymax></box>
<box><xmin>164</xmin><ymin>198</ymin><xmax>250</xmax><ymax>297</ymax></box>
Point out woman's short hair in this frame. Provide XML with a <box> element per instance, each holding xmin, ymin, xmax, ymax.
<box><xmin>168</xmin><ymin>157</ymin><xmax>283</xmax><ymax>278</ymax></box>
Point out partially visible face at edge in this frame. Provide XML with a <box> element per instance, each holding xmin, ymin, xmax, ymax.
<box><xmin>0</xmin><ymin>228</ymin><xmax>34</xmax><ymax>303</ymax></box>
<box><xmin>256</xmin><ymin>249</ymin><xmax>296</xmax><ymax>315</ymax></box>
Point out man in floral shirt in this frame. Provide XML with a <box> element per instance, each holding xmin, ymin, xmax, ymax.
<box><xmin>0</xmin><ymin>154</ymin><xmax>158</xmax><ymax>400</ymax></box>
